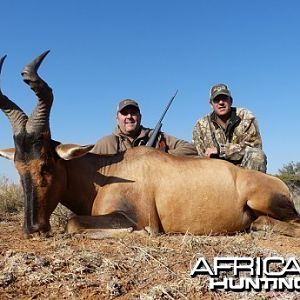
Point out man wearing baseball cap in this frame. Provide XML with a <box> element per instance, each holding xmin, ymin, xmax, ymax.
<box><xmin>192</xmin><ymin>83</ymin><xmax>267</xmax><ymax>172</ymax></box>
<box><xmin>92</xmin><ymin>98</ymin><xmax>197</xmax><ymax>156</ymax></box>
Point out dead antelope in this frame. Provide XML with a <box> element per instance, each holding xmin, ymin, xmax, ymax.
<box><xmin>0</xmin><ymin>51</ymin><xmax>300</xmax><ymax>238</ymax></box>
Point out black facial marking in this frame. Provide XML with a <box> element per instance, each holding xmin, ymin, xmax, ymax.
<box><xmin>21</xmin><ymin>172</ymin><xmax>38</xmax><ymax>234</ymax></box>
<box><xmin>13</xmin><ymin>130</ymin><xmax>60</xmax><ymax>163</ymax></box>
<box><xmin>14</xmin><ymin>131</ymin><xmax>45</xmax><ymax>162</ymax></box>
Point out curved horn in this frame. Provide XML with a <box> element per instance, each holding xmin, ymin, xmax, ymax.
<box><xmin>22</xmin><ymin>50</ymin><xmax>53</xmax><ymax>133</ymax></box>
<box><xmin>0</xmin><ymin>55</ymin><xmax>28</xmax><ymax>134</ymax></box>
<box><xmin>21</xmin><ymin>50</ymin><xmax>50</xmax><ymax>83</ymax></box>
<box><xmin>0</xmin><ymin>55</ymin><xmax>7</xmax><ymax>75</ymax></box>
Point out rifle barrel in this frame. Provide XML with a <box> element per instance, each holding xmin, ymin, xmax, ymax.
<box><xmin>157</xmin><ymin>89</ymin><xmax>178</xmax><ymax>124</ymax></box>
<box><xmin>146</xmin><ymin>90</ymin><xmax>178</xmax><ymax>147</ymax></box>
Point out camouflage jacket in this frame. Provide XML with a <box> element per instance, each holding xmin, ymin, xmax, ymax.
<box><xmin>192</xmin><ymin>107</ymin><xmax>263</xmax><ymax>162</ymax></box>
<box><xmin>92</xmin><ymin>125</ymin><xmax>197</xmax><ymax>156</ymax></box>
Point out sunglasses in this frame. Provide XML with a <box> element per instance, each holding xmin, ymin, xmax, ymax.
<box><xmin>212</xmin><ymin>96</ymin><xmax>231</xmax><ymax>104</ymax></box>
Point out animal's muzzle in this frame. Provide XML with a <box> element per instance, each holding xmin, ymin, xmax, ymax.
<box><xmin>21</xmin><ymin>172</ymin><xmax>51</xmax><ymax>236</ymax></box>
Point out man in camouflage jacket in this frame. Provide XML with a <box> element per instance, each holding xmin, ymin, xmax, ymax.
<box><xmin>92</xmin><ymin>99</ymin><xmax>197</xmax><ymax>156</ymax></box>
<box><xmin>192</xmin><ymin>84</ymin><xmax>267</xmax><ymax>173</ymax></box>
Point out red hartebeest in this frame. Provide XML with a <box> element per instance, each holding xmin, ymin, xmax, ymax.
<box><xmin>0</xmin><ymin>51</ymin><xmax>300</xmax><ymax>238</ymax></box>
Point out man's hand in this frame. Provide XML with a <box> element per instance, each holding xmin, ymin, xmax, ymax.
<box><xmin>205</xmin><ymin>147</ymin><xmax>219</xmax><ymax>158</ymax></box>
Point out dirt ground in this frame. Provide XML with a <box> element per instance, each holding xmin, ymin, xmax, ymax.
<box><xmin>1</xmin><ymin>212</ymin><xmax>300</xmax><ymax>300</ymax></box>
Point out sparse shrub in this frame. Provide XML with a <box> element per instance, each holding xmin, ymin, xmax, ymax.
<box><xmin>277</xmin><ymin>161</ymin><xmax>300</xmax><ymax>185</ymax></box>
<box><xmin>0</xmin><ymin>176</ymin><xmax>23</xmax><ymax>213</ymax></box>
<box><xmin>276</xmin><ymin>161</ymin><xmax>300</xmax><ymax>212</ymax></box>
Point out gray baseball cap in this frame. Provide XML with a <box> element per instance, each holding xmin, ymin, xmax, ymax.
<box><xmin>210</xmin><ymin>84</ymin><xmax>232</xmax><ymax>101</ymax></box>
<box><xmin>117</xmin><ymin>99</ymin><xmax>140</xmax><ymax>112</ymax></box>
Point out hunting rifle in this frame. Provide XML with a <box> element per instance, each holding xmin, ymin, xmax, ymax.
<box><xmin>146</xmin><ymin>90</ymin><xmax>178</xmax><ymax>147</ymax></box>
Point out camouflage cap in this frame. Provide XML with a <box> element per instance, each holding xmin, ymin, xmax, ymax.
<box><xmin>210</xmin><ymin>83</ymin><xmax>232</xmax><ymax>101</ymax></box>
<box><xmin>117</xmin><ymin>99</ymin><xmax>140</xmax><ymax>112</ymax></box>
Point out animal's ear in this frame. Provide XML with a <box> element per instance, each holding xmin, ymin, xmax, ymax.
<box><xmin>0</xmin><ymin>148</ymin><xmax>15</xmax><ymax>160</ymax></box>
<box><xmin>55</xmin><ymin>144</ymin><xmax>94</xmax><ymax>160</ymax></box>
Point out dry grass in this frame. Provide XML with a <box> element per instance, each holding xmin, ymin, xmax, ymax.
<box><xmin>0</xmin><ymin>177</ymin><xmax>23</xmax><ymax>215</ymax></box>
<box><xmin>0</xmin><ymin>226</ymin><xmax>300</xmax><ymax>299</ymax></box>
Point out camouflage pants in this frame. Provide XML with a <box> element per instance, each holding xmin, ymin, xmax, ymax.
<box><xmin>240</xmin><ymin>147</ymin><xmax>267</xmax><ymax>173</ymax></box>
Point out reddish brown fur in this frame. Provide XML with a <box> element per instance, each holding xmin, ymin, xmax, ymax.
<box><xmin>40</xmin><ymin>146</ymin><xmax>299</xmax><ymax>237</ymax></box>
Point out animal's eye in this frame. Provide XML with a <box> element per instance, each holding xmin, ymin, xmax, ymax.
<box><xmin>40</xmin><ymin>164</ymin><xmax>52</xmax><ymax>175</ymax></box>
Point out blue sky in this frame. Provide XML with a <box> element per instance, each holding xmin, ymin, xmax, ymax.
<box><xmin>0</xmin><ymin>0</ymin><xmax>299</xmax><ymax>181</ymax></box>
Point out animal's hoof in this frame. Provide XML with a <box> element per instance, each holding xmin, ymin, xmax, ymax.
<box><xmin>127</xmin><ymin>227</ymin><xmax>134</xmax><ymax>233</ymax></box>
